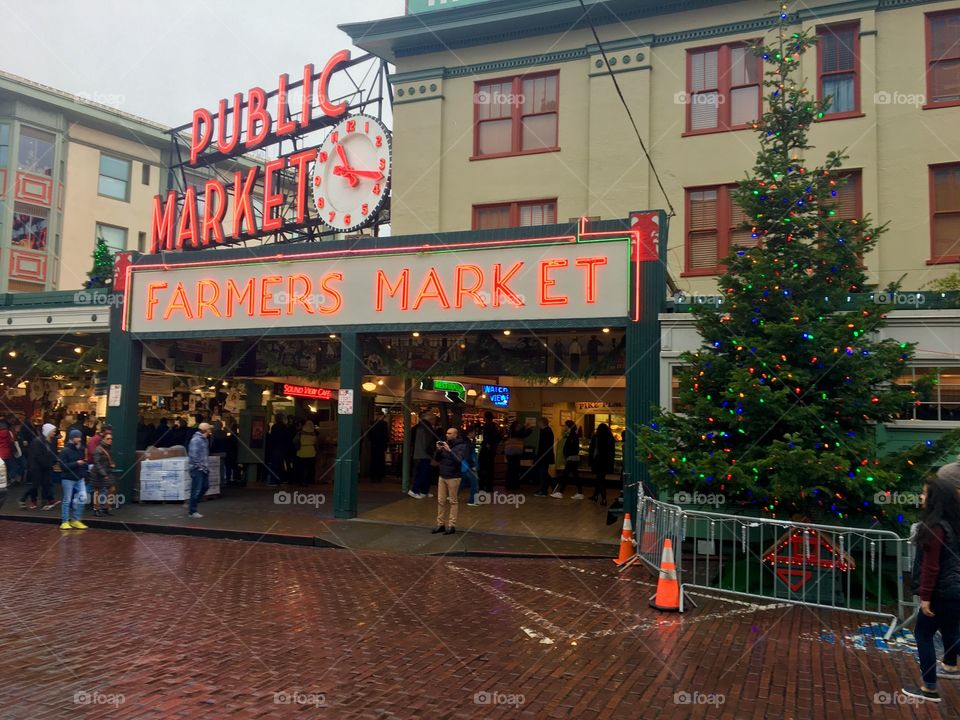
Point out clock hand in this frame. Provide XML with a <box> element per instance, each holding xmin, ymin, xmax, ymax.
<box><xmin>347</xmin><ymin>169</ymin><xmax>385</xmax><ymax>181</ymax></box>
<box><xmin>332</xmin><ymin>164</ymin><xmax>360</xmax><ymax>187</ymax></box>
<box><xmin>335</xmin><ymin>143</ymin><xmax>350</xmax><ymax>169</ymax></box>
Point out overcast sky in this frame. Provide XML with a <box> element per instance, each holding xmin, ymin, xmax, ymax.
<box><xmin>0</xmin><ymin>0</ymin><xmax>405</xmax><ymax>127</ymax></box>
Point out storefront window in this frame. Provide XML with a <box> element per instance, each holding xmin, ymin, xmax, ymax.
<box><xmin>18</xmin><ymin>126</ymin><xmax>55</xmax><ymax>176</ymax></box>
<box><xmin>893</xmin><ymin>367</ymin><xmax>960</xmax><ymax>421</ymax></box>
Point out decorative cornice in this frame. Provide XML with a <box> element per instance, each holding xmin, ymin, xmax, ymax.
<box><xmin>393</xmin><ymin>94</ymin><xmax>445</xmax><ymax>106</ymax></box>
<box><xmin>588</xmin><ymin>63</ymin><xmax>652</xmax><ymax>78</ymax></box>
<box><xmin>446</xmin><ymin>47</ymin><xmax>588</xmax><ymax>76</ymax></box>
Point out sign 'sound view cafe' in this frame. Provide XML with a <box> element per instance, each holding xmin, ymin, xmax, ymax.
<box><xmin>108</xmin><ymin>48</ymin><xmax>666</xmax><ymax>519</ymax></box>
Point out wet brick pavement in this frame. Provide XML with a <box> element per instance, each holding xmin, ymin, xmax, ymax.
<box><xmin>0</xmin><ymin>519</ymin><xmax>952</xmax><ymax>719</ymax></box>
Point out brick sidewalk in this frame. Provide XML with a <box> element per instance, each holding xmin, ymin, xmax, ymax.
<box><xmin>0</xmin><ymin>520</ymin><xmax>949</xmax><ymax>719</ymax></box>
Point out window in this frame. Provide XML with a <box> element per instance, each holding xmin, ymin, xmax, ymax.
<box><xmin>474</xmin><ymin>71</ymin><xmax>558</xmax><ymax>158</ymax></box>
<box><xmin>931</xmin><ymin>163</ymin><xmax>960</xmax><ymax>261</ymax></box>
<box><xmin>98</xmin><ymin>154</ymin><xmax>130</xmax><ymax>200</ymax></box>
<box><xmin>686</xmin><ymin>44</ymin><xmax>761</xmax><ymax>132</ymax></box>
<box><xmin>670</xmin><ymin>366</ymin><xmax>692</xmax><ymax>414</ymax></box>
<box><xmin>0</xmin><ymin>124</ymin><xmax>9</xmax><ymax>168</ymax></box>
<box><xmin>817</xmin><ymin>24</ymin><xmax>859</xmax><ymax>116</ymax></box>
<box><xmin>138</xmin><ymin>231</ymin><xmax>147</xmax><ymax>252</ymax></box>
<box><xmin>96</xmin><ymin>223</ymin><xmax>127</xmax><ymax>252</ymax></box>
<box><xmin>12</xmin><ymin>206</ymin><xmax>48</xmax><ymax>250</ymax></box>
<box><xmin>141</xmin><ymin>163</ymin><xmax>151</xmax><ymax>185</ymax></box>
<box><xmin>830</xmin><ymin>171</ymin><xmax>862</xmax><ymax>220</ymax></box>
<box><xmin>893</xmin><ymin>367</ymin><xmax>960</xmax><ymax>422</ymax></box>
<box><xmin>684</xmin><ymin>185</ymin><xmax>753</xmax><ymax>274</ymax></box>
<box><xmin>473</xmin><ymin>199</ymin><xmax>557</xmax><ymax>230</ymax></box>
<box><xmin>18</xmin><ymin>127</ymin><xmax>55</xmax><ymax>176</ymax></box>
<box><xmin>927</xmin><ymin>10</ymin><xmax>960</xmax><ymax>106</ymax></box>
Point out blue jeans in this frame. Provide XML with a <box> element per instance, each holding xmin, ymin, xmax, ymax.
<box><xmin>188</xmin><ymin>469</ymin><xmax>209</xmax><ymax>514</ymax></box>
<box><xmin>916</xmin><ymin>598</ymin><xmax>960</xmax><ymax>688</ymax></box>
<box><xmin>460</xmin><ymin>470</ymin><xmax>478</xmax><ymax>504</ymax></box>
<box><xmin>60</xmin><ymin>478</ymin><xmax>85</xmax><ymax>523</ymax></box>
<box><xmin>412</xmin><ymin>458</ymin><xmax>432</xmax><ymax>496</ymax></box>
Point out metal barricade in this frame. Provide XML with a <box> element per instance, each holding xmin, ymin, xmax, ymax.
<box><xmin>631</xmin><ymin>492</ymin><xmax>911</xmax><ymax>636</ymax></box>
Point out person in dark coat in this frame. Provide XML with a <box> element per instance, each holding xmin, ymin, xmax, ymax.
<box><xmin>588</xmin><ymin>423</ymin><xmax>615</xmax><ymax>506</ymax></box>
<box><xmin>20</xmin><ymin>423</ymin><xmax>59</xmax><ymax>510</ymax></box>
<box><xmin>367</xmin><ymin>415</ymin><xmax>389</xmax><ymax>483</ymax></box>
<box><xmin>265</xmin><ymin>414</ymin><xmax>290</xmax><ymax>485</ymax></box>
<box><xmin>903</xmin><ymin>463</ymin><xmax>960</xmax><ymax>703</ymax></box>
<box><xmin>533</xmin><ymin>417</ymin><xmax>555</xmax><ymax>497</ymax></box>
<box><xmin>58</xmin><ymin>429</ymin><xmax>88</xmax><ymax>529</ymax></box>
<box><xmin>431</xmin><ymin>427</ymin><xmax>469</xmax><ymax>535</ymax></box>
<box><xmin>478</xmin><ymin>411</ymin><xmax>501</xmax><ymax>493</ymax></box>
<box><xmin>552</xmin><ymin>420</ymin><xmax>583</xmax><ymax>499</ymax></box>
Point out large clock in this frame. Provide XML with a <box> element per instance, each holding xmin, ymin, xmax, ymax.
<box><xmin>312</xmin><ymin>113</ymin><xmax>392</xmax><ymax>233</ymax></box>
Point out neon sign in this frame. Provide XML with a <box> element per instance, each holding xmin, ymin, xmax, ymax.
<box><xmin>482</xmin><ymin>385</ymin><xmax>510</xmax><ymax>407</ymax></box>
<box><xmin>281</xmin><ymin>383</ymin><xmax>334</xmax><ymax>400</ymax></box>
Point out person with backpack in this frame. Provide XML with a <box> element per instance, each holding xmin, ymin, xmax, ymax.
<box><xmin>903</xmin><ymin>463</ymin><xmax>960</xmax><ymax>703</ymax></box>
<box><xmin>460</xmin><ymin>426</ymin><xmax>480</xmax><ymax>506</ymax></box>
<box><xmin>552</xmin><ymin>420</ymin><xmax>583</xmax><ymax>499</ymax></box>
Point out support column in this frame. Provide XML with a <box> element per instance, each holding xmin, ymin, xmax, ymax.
<box><xmin>401</xmin><ymin>376</ymin><xmax>412</xmax><ymax>494</ymax></box>
<box><xmin>105</xmin><ymin>302</ymin><xmax>142</xmax><ymax>500</ymax></box>
<box><xmin>623</xmin><ymin>211</ymin><xmax>669</xmax><ymax>520</ymax></box>
<box><xmin>334</xmin><ymin>331</ymin><xmax>362</xmax><ymax>518</ymax></box>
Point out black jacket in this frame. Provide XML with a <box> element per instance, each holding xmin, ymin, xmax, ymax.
<box><xmin>562</xmin><ymin>428</ymin><xmax>580</xmax><ymax>460</ymax></box>
<box><xmin>434</xmin><ymin>438</ymin><xmax>469</xmax><ymax>478</ymax></box>
<box><xmin>589</xmin><ymin>432</ymin><xmax>616</xmax><ymax>475</ymax></box>
<box><xmin>912</xmin><ymin>522</ymin><xmax>960</xmax><ymax>600</ymax></box>
<box><xmin>27</xmin><ymin>436</ymin><xmax>58</xmax><ymax>479</ymax></box>
<box><xmin>536</xmin><ymin>426</ymin><xmax>555</xmax><ymax>465</ymax></box>
<box><xmin>58</xmin><ymin>442</ymin><xmax>87</xmax><ymax>482</ymax></box>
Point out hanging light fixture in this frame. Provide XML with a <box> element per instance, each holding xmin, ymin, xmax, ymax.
<box><xmin>362</xmin><ymin>381</ymin><xmax>378</xmax><ymax>392</ymax></box>
<box><xmin>548</xmin><ymin>377</ymin><xmax>560</xmax><ymax>385</ymax></box>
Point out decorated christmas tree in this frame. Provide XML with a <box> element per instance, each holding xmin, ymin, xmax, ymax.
<box><xmin>84</xmin><ymin>235</ymin><xmax>114</xmax><ymax>289</ymax></box>
<box><xmin>639</xmin><ymin>3</ymin><xmax>960</xmax><ymax>523</ymax></box>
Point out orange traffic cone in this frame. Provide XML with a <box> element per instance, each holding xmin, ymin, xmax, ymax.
<box><xmin>639</xmin><ymin>510</ymin><xmax>658</xmax><ymax>555</ymax></box>
<box><xmin>613</xmin><ymin>513</ymin><xmax>636</xmax><ymax>566</ymax></box>
<box><xmin>650</xmin><ymin>538</ymin><xmax>681</xmax><ymax>612</ymax></box>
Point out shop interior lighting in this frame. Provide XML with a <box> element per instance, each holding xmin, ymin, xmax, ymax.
<box><xmin>222</xmin><ymin>381</ymin><xmax>229</xmax><ymax>386</ymax></box>
<box><xmin>95</xmin><ymin>356</ymin><xmax>104</xmax><ymax>362</ymax></box>
<box><xmin>17</xmin><ymin>382</ymin><xmax>27</xmax><ymax>389</ymax></box>
<box><xmin>481</xmin><ymin>393</ymin><xmax>487</xmax><ymax>399</ymax></box>
<box><xmin>74</xmin><ymin>347</ymin><xmax>82</xmax><ymax>354</ymax></box>
<box><xmin>377</xmin><ymin>379</ymin><xmax>384</xmax><ymax>385</ymax></box>
<box><xmin>329</xmin><ymin>334</ymin><xmax>337</xmax><ymax>339</ymax></box>
<box><xmin>412</xmin><ymin>332</ymin><xmax>420</xmax><ymax>338</ymax></box>
<box><xmin>548</xmin><ymin>377</ymin><xmax>560</xmax><ymax>385</ymax></box>
<box><xmin>7</xmin><ymin>350</ymin><xmax>15</xmax><ymax>358</ymax></box>
<box><xmin>602</xmin><ymin>328</ymin><xmax>611</xmax><ymax>333</ymax></box>
<box><xmin>466</xmin><ymin>388</ymin><xmax>478</xmax><ymax>397</ymax></box>
<box><xmin>362</xmin><ymin>381</ymin><xmax>378</xmax><ymax>392</ymax></box>
<box><xmin>503</xmin><ymin>330</ymin><xmax>511</xmax><ymax>336</ymax></box>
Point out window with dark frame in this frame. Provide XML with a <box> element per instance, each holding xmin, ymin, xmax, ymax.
<box><xmin>687</xmin><ymin>44</ymin><xmax>761</xmax><ymax>132</ymax></box>
<box><xmin>96</xmin><ymin>223</ymin><xmax>127</xmax><ymax>253</ymax></box>
<box><xmin>817</xmin><ymin>24</ymin><xmax>859</xmax><ymax>116</ymax></box>
<box><xmin>98</xmin><ymin>153</ymin><xmax>130</xmax><ymax>200</ymax></box>
<box><xmin>927</xmin><ymin>10</ymin><xmax>960</xmax><ymax>106</ymax></box>
<box><xmin>474</xmin><ymin>71</ymin><xmax>559</xmax><ymax>158</ymax></box>
<box><xmin>472</xmin><ymin>199</ymin><xmax>557</xmax><ymax>230</ymax></box>
<box><xmin>931</xmin><ymin>163</ymin><xmax>960</xmax><ymax>261</ymax></box>
<box><xmin>138</xmin><ymin>231</ymin><xmax>147</xmax><ymax>252</ymax></box>
<box><xmin>141</xmin><ymin>163</ymin><xmax>151</xmax><ymax>185</ymax></box>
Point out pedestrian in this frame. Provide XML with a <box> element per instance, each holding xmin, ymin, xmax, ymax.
<box><xmin>368</xmin><ymin>414</ymin><xmax>389</xmax><ymax>483</ymax></box>
<box><xmin>0</xmin><ymin>419</ymin><xmax>20</xmax><ymax>485</ymax></box>
<box><xmin>552</xmin><ymin>420</ymin><xmax>583</xmax><ymax>499</ymax></box>
<box><xmin>533</xmin><ymin>417</ymin><xmax>555</xmax><ymax>497</ymax></box>
<box><xmin>225</xmin><ymin>422</ymin><xmax>239</xmax><ymax>485</ymax></box>
<box><xmin>20</xmin><ymin>423</ymin><xmax>59</xmax><ymax>510</ymax></box>
<box><xmin>432</xmin><ymin>427</ymin><xmax>468</xmax><ymax>535</ymax></box>
<box><xmin>294</xmin><ymin>419</ymin><xmax>318</xmax><ymax>486</ymax></box>
<box><xmin>187</xmin><ymin>422</ymin><xmax>213</xmax><ymax>519</ymax></box>
<box><xmin>410</xmin><ymin>411</ymin><xmax>437</xmax><ymax>499</ymax></box>
<box><xmin>478</xmin><ymin>411</ymin><xmax>500</xmax><ymax>493</ymax></box>
<box><xmin>588</xmin><ymin>423</ymin><xmax>615</xmax><ymax>506</ymax></box>
<box><xmin>902</xmin><ymin>463</ymin><xmax>960</xmax><ymax>703</ymax></box>
<box><xmin>89</xmin><ymin>430</ymin><xmax>117</xmax><ymax>516</ymax></box>
<box><xmin>265</xmin><ymin>413</ymin><xmax>290</xmax><ymax>485</ymax></box>
<box><xmin>58</xmin><ymin>429</ymin><xmax>88</xmax><ymax>530</ymax></box>
<box><xmin>86</xmin><ymin>422</ymin><xmax>111</xmax><ymax>466</ymax></box>
<box><xmin>503</xmin><ymin>421</ymin><xmax>527</xmax><ymax>491</ymax></box>
<box><xmin>460</xmin><ymin>426</ymin><xmax>479</xmax><ymax>506</ymax></box>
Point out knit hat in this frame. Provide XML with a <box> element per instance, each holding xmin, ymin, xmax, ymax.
<box><xmin>68</xmin><ymin>429</ymin><xmax>83</xmax><ymax>440</ymax></box>
<box><xmin>41</xmin><ymin>423</ymin><xmax>56</xmax><ymax>438</ymax></box>
<box><xmin>937</xmin><ymin>461</ymin><xmax>960</xmax><ymax>485</ymax></box>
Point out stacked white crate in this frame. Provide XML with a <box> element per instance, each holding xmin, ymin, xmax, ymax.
<box><xmin>139</xmin><ymin>457</ymin><xmax>220</xmax><ymax>501</ymax></box>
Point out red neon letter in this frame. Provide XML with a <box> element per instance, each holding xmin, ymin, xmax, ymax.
<box><xmin>150</xmin><ymin>191</ymin><xmax>177</xmax><ymax>252</ymax></box>
<box><xmin>163</xmin><ymin>282</ymin><xmax>194</xmax><ymax>321</ymax></box>
<box><xmin>216</xmin><ymin>93</ymin><xmax>242</xmax><ymax>155</ymax></box>
<box><xmin>232</xmin><ymin>167</ymin><xmax>260</xmax><ymax>238</ymax></box>
<box><xmin>259</xmin><ymin>276</ymin><xmax>282</xmax><ymax>316</ymax></box>
<box><xmin>196</xmin><ymin>279</ymin><xmax>222</xmax><ymax>318</ymax></box>
<box><xmin>262</xmin><ymin>158</ymin><xmax>287</xmax><ymax>232</ymax></box>
<box><xmin>317</xmin><ymin>272</ymin><xmax>343</xmax><ymax>315</ymax></box>
<box><xmin>575</xmin><ymin>256</ymin><xmax>608</xmax><ymax>304</ymax></box>
<box><xmin>492</xmin><ymin>262</ymin><xmax>525</xmax><ymax>308</ymax></box>
<box><xmin>189</xmin><ymin>108</ymin><xmax>212</xmax><ymax>164</ymax></box>
<box><xmin>245</xmin><ymin>87</ymin><xmax>271</xmax><ymax>150</ymax></box>
<box><xmin>176</xmin><ymin>185</ymin><xmax>198</xmax><ymax>249</ymax></box>
<box><xmin>287</xmin><ymin>274</ymin><xmax>314</xmax><ymax>315</ymax></box>
<box><xmin>276</xmin><ymin>73</ymin><xmax>297</xmax><ymax>136</ymax></box>
<box><xmin>287</xmin><ymin>149</ymin><xmax>315</xmax><ymax>224</ymax></box>
<box><xmin>146</xmin><ymin>282</ymin><xmax>168</xmax><ymax>321</ymax></box>
<box><xmin>300</xmin><ymin>63</ymin><xmax>314</xmax><ymax>129</ymax></box>
<box><xmin>539</xmin><ymin>259</ymin><xmax>569</xmax><ymax>306</ymax></box>
<box><xmin>412</xmin><ymin>268</ymin><xmax>451</xmax><ymax>311</ymax></box>
<box><xmin>454</xmin><ymin>265</ymin><xmax>486</xmax><ymax>308</ymax></box>
<box><xmin>225</xmin><ymin>278</ymin><xmax>255</xmax><ymax>318</ymax></box>
<box><xmin>201</xmin><ymin>179</ymin><xmax>227</xmax><ymax>246</ymax></box>
<box><xmin>375</xmin><ymin>269</ymin><xmax>409</xmax><ymax>312</ymax></box>
<box><xmin>318</xmin><ymin>50</ymin><xmax>351</xmax><ymax>118</ymax></box>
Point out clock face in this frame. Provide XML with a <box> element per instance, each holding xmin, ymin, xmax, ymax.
<box><xmin>312</xmin><ymin>114</ymin><xmax>392</xmax><ymax>233</ymax></box>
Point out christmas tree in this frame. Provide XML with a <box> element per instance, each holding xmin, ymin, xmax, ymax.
<box><xmin>639</xmin><ymin>3</ymin><xmax>960</xmax><ymax>523</ymax></box>
<box><xmin>84</xmin><ymin>235</ymin><xmax>114</xmax><ymax>289</ymax></box>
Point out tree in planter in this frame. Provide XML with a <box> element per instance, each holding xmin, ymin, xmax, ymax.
<box><xmin>639</xmin><ymin>3</ymin><xmax>960</xmax><ymax>524</ymax></box>
<box><xmin>84</xmin><ymin>236</ymin><xmax>115</xmax><ymax>290</ymax></box>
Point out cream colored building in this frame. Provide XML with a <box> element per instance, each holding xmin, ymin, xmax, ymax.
<box><xmin>343</xmin><ymin>0</ymin><xmax>960</xmax><ymax>294</ymax></box>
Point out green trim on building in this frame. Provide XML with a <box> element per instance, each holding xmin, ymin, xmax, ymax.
<box><xmin>393</xmin><ymin>94</ymin><xmax>445</xmax><ymax>106</ymax></box>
